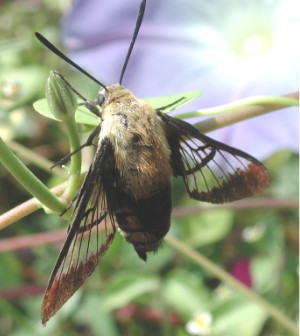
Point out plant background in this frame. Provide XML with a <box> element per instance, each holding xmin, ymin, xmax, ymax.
<box><xmin>0</xmin><ymin>1</ymin><xmax>298</xmax><ymax>335</ymax></box>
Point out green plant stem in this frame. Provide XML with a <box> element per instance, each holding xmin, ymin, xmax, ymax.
<box><xmin>62</xmin><ymin>116</ymin><xmax>82</xmax><ymax>201</ymax></box>
<box><xmin>8</xmin><ymin>141</ymin><xmax>67</xmax><ymax>177</ymax></box>
<box><xmin>0</xmin><ymin>137</ymin><xmax>65</xmax><ymax>214</ymax></box>
<box><xmin>177</xmin><ymin>91</ymin><xmax>298</xmax><ymax>117</ymax></box>
<box><xmin>178</xmin><ymin>93</ymin><xmax>298</xmax><ymax>119</ymax></box>
<box><xmin>194</xmin><ymin>92</ymin><xmax>299</xmax><ymax>134</ymax></box>
<box><xmin>165</xmin><ymin>234</ymin><xmax>299</xmax><ymax>336</ymax></box>
<box><xmin>173</xmin><ymin>91</ymin><xmax>299</xmax><ymax>134</ymax></box>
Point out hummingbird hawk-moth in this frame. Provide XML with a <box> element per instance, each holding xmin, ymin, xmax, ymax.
<box><xmin>36</xmin><ymin>0</ymin><xmax>270</xmax><ymax>324</ymax></box>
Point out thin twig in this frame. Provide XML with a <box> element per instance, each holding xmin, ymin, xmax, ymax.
<box><xmin>0</xmin><ymin>229</ymin><xmax>66</xmax><ymax>252</ymax></box>
<box><xmin>0</xmin><ymin>182</ymin><xmax>67</xmax><ymax>230</ymax></box>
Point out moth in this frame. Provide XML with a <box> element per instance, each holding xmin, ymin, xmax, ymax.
<box><xmin>36</xmin><ymin>0</ymin><xmax>270</xmax><ymax>325</ymax></box>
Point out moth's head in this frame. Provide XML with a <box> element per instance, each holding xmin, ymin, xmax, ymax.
<box><xmin>97</xmin><ymin>84</ymin><xmax>136</xmax><ymax>108</ymax></box>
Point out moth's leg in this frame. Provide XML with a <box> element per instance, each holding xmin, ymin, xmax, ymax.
<box><xmin>54</xmin><ymin>71</ymin><xmax>101</xmax><ymax>117</ymax></box>
<box><xmin>79</xmin><ymin>101</ymin><xmax>101</xmax><ymax>117</ymax></box>
<box><xmin>51</xmin><ymin>125</ymin><xmax>101</xmax><ymax>168</ymax></box>
<box><xmin>156</xmin><ymin>97</ymin><xmax>185</xmax><ymax>112</ymax></box>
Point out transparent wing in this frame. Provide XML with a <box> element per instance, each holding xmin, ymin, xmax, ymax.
<box><xmin>160</xmin><ymin>113</ymin><xmax>270</xmax><ymax>203</ymax></box>
<box><xmin>42</xmin><ymin>140</ymin><xmax>117</xmax><ymax>324</ymax></box>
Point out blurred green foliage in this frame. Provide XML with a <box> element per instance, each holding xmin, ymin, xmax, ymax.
<box><xmin>0</xmin><ymin>1</ymin><xmax>298</xmax><ymax>336</ymax></box>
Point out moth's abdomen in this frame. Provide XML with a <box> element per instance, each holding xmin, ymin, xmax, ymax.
<box><xmin>115</xmin><ymin>184</ymin><xmax>172</xmax><ymax>260</ymax></box>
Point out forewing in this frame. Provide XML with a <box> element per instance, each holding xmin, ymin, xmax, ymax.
<box><xmin>160</xmin><ymin>113</ymin><xmax>270</xmax><ymax>203</ymax></box>
<box><xmin>42</xmin><ymin>139</ymin><xmax>117</xmax><ymax>324</ymax></box>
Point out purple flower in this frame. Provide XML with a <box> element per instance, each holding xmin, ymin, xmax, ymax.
<box><xmin>230</xmin><ymin>258</ymin><xmax>253</xmax><ymax>288</ymax></box>
<box><xmin>62</xmin><ymin>0</ymin><xmax>299</xmax><ymax>158</ymax></box>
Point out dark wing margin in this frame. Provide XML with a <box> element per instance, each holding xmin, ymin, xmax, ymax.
<box><xmin>159</xmin><ymin>112</ymin><xmax>270</xmax><ymax>203</ymax></box>
<box><xmin>42</xmin><ymin>138</ymin><xmax>117</xmax><ymax>325</ymax></box>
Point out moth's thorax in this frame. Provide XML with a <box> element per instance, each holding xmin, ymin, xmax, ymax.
<box><xmin>99</xmin><ymin>84</ymin><xmax>172</xmax><ymax>198</ymax></box>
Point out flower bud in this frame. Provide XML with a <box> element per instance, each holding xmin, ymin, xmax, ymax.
<box><xmin>45</xmin><ymin>71</ymin><xmax>77</xmax><ymax>120</ymax></box>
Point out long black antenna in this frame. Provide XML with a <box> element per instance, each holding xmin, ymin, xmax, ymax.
<box><xmin>119</xmin><ymin>0</ymin><xmax>146</xmax><ymax>85</ymax></box>
<box><xmin>35</xmin><ymin>32</ymin><xmax>108</xmax><ymax>92</ymax></box>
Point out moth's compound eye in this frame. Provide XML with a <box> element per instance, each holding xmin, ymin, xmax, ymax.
<box><xmin>98</xmin><ymin>88</ymin><xmax>107</xmax><ymax>106</ymax></box>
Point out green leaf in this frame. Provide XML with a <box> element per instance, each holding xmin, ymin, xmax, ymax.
<box><xmin>163</xmin><ymin>269</ymin><xmax>210</xmax><ymax>316</ymax></box>
<box><xmin>33</xmin><ymin>98</ymin><xmax>60</xmax><ymax>121</ymax></box>
<box><xmin>33</xmin><ymin>90</ymin><xmax>202</xmax><ymax>126</ymax></box>
<box><xmin>213</xmin><ymin>298</ymin><xmax>268</xmax><ymax>336</ymax></box>
<box><xmin>103</xmin><ymin>272</ymin><xmax>159</xmax><ymax>310</ymax></box>
<box><xmin>75</xmin><ymin>295</ymin><xmax>119</xmax><ymax>336</ymax></box>
<box><xmin>75</xmin><ymin>105</ymin><xmax>100</xmax><ymax>126</ymax></box>
<box><xmin>142</xmin><ymin>90</ymin><xmax>202</xmax><ymax>112</ymax></box>
<box><xmin>180</xmin><ymin>208</ymin><xmax>234</xmax><ymax>247</ymax></box>
<box><xmin>33</xmin><ymin>99</ymin><xmax>100</xmax><ymax>126</ymax></box>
